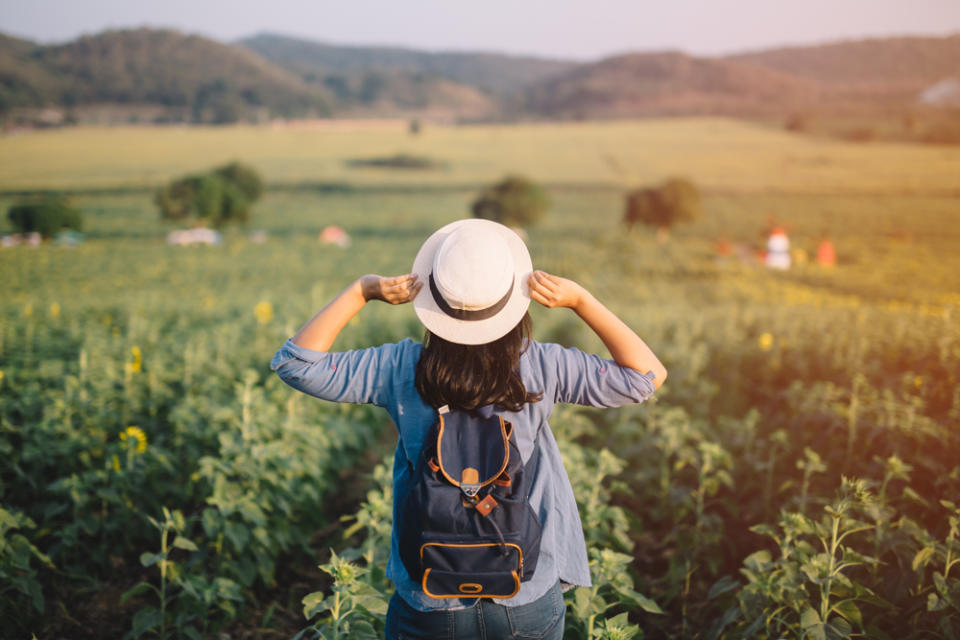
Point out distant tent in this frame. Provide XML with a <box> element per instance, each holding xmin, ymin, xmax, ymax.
<box><xmin>167</xmin><ymin>228</ymin><xmax>222</xmax><ymax>246</ymax></box>
<box><xmin>320</xmin><ymin>226</ymin><xmax>351</xmax><ymax>248</ymax></box>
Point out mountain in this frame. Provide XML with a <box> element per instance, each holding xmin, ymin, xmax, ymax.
<box><xmin>1</xmin><ymin>29</ymin><xmax>331</xmax><ymax>122</ymax></box>
<box><xmin>525</xmin><ymin>34</ymin><xmax>960</xmax><ymax>118</ymax></box>
<box><xmin>2</xmin><ymin>29</ymin><xmax>958</xmax><ymax>125</ymax></box>
<box><xmin>238</xmin><ymin>33</ymin><xmax>577</xmax><ymax>97</ymax></box>
<box><xmin>524</xmin><ymin>51</ymin><xmax>822</xmax><ymax>118</ymax></box>
<box><xmin>0</xmin><ymin>33</ymin><xmax>62</xmax><ymax>110</ymax></box>
<box><xmin>311</xmin><ymin>68</ymin><xmax>500</xmax><ymax>120</ymax></box>
<box><xmin>727</xmin><ymin>35</ymin><xmax>960</xmax><ymax>106</ymax></box>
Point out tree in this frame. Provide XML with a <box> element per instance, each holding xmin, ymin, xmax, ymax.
<box><xmin>155</xmin><ymin>162</ymin><xmax>263</xmax><ymax>229</ymax></box>
<box><xmin>7</xmin><ymin>198</ymin><xmax>83</xmax><ymax>238</ymax></box>
<box><xmin>624</xmin><ymin>177</ymin><xmax>701</xmax><ymax>238</ymax></box>
<box><xmin>471</xmin><ymin>175</ymin><xmax>549</xmax><ymax>228</ymax></box>
<box><xmin>214</xmin><ymin>162</ymin><xmax>263</xmax><ymax>201</ymax></box>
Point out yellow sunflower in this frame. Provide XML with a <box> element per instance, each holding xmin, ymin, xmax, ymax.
<box><xmin>119</xmin><ymin>426</ymin><xmax>148</xmax><ymax>454</ymax></box>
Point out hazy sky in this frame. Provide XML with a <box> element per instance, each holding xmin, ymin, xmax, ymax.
<box><xmin>3</xmin><ymin>0</ymin><xmax>960</xmax><ymax>59</ymax></box>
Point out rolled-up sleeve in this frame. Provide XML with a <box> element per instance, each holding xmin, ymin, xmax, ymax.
<box><xmin>270</xmin><ymin>338</ymin><xmax>404</xmax><ymax>407</ymax></box>
<box><xmin>534</xmin><ymin>342</ymin><xmax>657</xmax><ymax>407</ymax></box>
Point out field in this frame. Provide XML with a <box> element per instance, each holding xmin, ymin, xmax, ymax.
<box><xmin>1</xmin><ymin>120</ymin><xmax>959</xmax><ymax>639</ymax></box>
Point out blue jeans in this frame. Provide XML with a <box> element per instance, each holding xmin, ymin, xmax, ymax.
<box><xmin>385</xmin><ymin>581</ymin><xmax>565</xmax><ymax>640</ymax></box>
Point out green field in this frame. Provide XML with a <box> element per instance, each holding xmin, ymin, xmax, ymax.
<box><xmin>3</xmin><ymin>119</ymin><xmax>960</xmax><ymax>193</ymax></box>
<box><xmin>2</xmin><ymin>120</ymin><xmax>959</xmax><ymax>639</ymax></box>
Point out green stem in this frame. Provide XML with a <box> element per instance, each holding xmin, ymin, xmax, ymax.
<box><xmin>682</xmin><ymin>559</ymin><xmax>693</xmax><ymax>640</ymax></box>
<box><xmin>586</xmin><ymin>584</ymin><xmax>600</xmax><ymax>639</ymax></box>
<box><xmin>820</xmin><ymin>515</ymin><xmax>840</xmax><ymax>622</ymax></box>
<box><xmin>160</xmin><ymin>526</ymin><xmax>168</xmax><ymax>640</ymax></box>
<box><xmin>330</xmin><ymin>590</ymin><xmax>341</xmax><ymax>640</ymax></box>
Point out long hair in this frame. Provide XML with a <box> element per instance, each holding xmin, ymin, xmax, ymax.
<box><xmin>415</xmin><ymin>312</ymin><xmax>542</xmax><ymax>412</ymax></box>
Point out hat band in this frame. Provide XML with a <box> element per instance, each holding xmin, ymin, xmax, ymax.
<box><xmin>429</xmin><ymin>272</ymin><xmax>514</xmax><ymax>321</ymax></box>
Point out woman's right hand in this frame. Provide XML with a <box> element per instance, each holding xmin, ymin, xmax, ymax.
<box><xmin>361</xmin><ymin>273</ymin><xmax>422</xmax><ymax>305</ymax></box>
<box><xmin>528</xmin><ymin>270</ymin><xmax>587</xmax><ymax>310</ymax></box>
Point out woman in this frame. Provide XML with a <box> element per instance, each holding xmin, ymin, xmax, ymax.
<box><xmin>271</xmin><ymin>218</ymin><xmax>666</xmax><ymax>639</ymax></box>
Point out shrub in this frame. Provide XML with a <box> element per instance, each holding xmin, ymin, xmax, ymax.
<box><xmin>624</xmin><ymin>177</ymin><xmax>701</xmax><ymax>235</ymax></box>
<box><xmin>471</xmin><ymin>175</ymin><xmax>549</xmax><ymax>228</ymax></box>
<box><xmin>345</xmin><ymin>153</ymin><xmax>442</xmax><ymax>170</ymax></box>
<box><xmin>214</xmin><ymin>162</ymin><xmax>264</xmax><ymax>201</ymax></box>
<box><xmin>7</xmin><ymin>198</ymin><xmax>83</xmax><ymax>238</ymax></box>
<box><xmin>155</xmin><ymin>162</ymin><xmax>262</xmax><ymax>229</ymax></box>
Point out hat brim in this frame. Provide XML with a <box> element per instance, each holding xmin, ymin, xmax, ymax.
<box><xmin>412</xmin><ymin>219</ymin><xmax>532</xmax><ymax>345</ymax></box>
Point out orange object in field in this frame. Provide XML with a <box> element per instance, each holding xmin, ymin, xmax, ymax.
<box><xmin>817</xmin><ymin>239</ymin><xmax>836</xmax><ymax>267</ymax></box>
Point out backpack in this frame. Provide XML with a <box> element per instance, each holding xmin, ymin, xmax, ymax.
<box><xmin>397</xmin><ymin>405</ymin><xmax>543</xmax><ymax>599</ymax></box>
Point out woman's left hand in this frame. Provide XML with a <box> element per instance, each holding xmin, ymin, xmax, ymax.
<box><xmin>361</xmin><ymin>273</ymin><xmax>422</xmax><ymax>305</ymax></box>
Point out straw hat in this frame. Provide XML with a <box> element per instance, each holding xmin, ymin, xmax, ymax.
<box><xmin>412</xmin><ymin>219</ymin><xmax>532</xmax><ymax>345</ymax></box>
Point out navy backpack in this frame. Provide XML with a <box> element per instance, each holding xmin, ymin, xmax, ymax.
<box><xmin>398</xmin><ymin>406</ymin><xmax>543</xmax><ymax>599</ymax></box>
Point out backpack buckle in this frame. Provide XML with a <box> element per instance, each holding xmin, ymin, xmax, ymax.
<box><xmin>460</xmin><ymin>468</ymin><xmax>481</xmax><ymax>498</ymax></box>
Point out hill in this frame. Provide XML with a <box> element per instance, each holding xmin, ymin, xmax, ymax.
<box><xmin>524</xmin><ymin>51</ymin><xmax>821</xmax><ymax>118</ymax></box>
<box><xmin>1</xmin><ymin>28</ymin><xmax>331</xmax><ymax>123</ymax></box>
<box><xmin>238</xmin><ymin>33</ymin><xmax>577</xmax><ymax>97</ymax></box>
<box><xmin>728</xmin><ymin>34</ymin><xmax>960</xmax><ymax>105</ymax></box>
<box><xmin>3</xmin><ymin>29</ymin><xmax>959</xmax><ymax>126</ymax></box>
<box><xmin>525</xmin><ymin>33</ymin><xmax>960</xmax><ymax>118</ymax></box>
<box><xmin>311</xmin><ymin>68</ymin><xmax>500</xmax><ymax>120</ymax></box>
<box><xmin>0</xmin><ymin>34</ymin><xmax>62</xmax><ymax>111</ymax></box>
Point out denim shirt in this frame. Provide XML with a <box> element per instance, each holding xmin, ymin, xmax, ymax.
<box><xmin>271</xmin><ymin>337</ymin><xmax>657</xmax><ymax>611</ymax></box>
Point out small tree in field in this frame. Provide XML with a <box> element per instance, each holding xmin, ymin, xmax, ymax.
<box><xmin>214</xmin><ymin>162</ymin><xmax>264</xmax><ymax>202</ymax></box>
<box><xmin>471</xmin><ymin>175</ymin><xmax>549</xmax><ymax>228</ymax></box>
<box><xmin>624</xmin><ymin>177</ymin><xmax>701</xmax><ymax>239</ymax></box>
<box><xmin>155</xmin><ymin>162</ymin><xmax>262</xmax><ymax>229</ymax></box>
<box><xmin>7</xmin><ymin>198</ymin><xmax>83</xmax><ymax>239</ymax></box>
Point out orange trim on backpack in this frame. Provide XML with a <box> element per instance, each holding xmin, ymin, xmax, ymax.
<box><xmin>436</xmin><ymin>415</ymin><xmax>510</xmax><ymax>491</ymax></box>
<box><xmin>421</xmin><ymin>568</ymin><xmax>521</xmax><ymax>599</ymax></box>
<box><xmin>427</xmin><ymin>457</ymin><xmax>440</xmax><ymax>472</ymax></box>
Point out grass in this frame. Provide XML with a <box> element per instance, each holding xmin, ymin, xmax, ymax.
<box><xmin>2</xmin><ymin>119</ymin><xmax>960</xmax><ymax>194</ymax></box>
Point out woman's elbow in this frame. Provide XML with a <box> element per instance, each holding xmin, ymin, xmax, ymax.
<box><xmin>652</xmin><ymin>365</ymin><xmax>667</xmax><ymax>390</ymax></box>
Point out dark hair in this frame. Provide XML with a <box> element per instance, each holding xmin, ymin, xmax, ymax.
<box><xmin>415</xmin><ymin>312</ymin><xmax>542</xmax><ymax>412</ymax></box>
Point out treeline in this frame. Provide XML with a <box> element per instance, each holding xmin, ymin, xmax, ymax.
<box><xmin>238</xmin><ymin>33</ymin><xmax>577</xmax><ymax>98</ymax></box>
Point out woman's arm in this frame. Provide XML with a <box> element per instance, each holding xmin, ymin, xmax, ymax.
<box><xmin>528</xmin><ymin>270</ymin><xmax>667</xmax><ymax>388</ymax></box>
<box><xmin>292</xmin><ymin>273</ymin><xmax>421</xmax><ymax>352</ymax></box>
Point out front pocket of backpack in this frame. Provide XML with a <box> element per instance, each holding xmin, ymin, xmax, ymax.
<box><xmin>420</xmin><ymin>541</ymin><xmax>523</xmax><ymax>598</ymax></box>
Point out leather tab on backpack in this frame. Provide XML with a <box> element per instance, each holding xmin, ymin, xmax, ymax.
<box><xmin>476</xmin><ymin>494</ymin><xmax>498</xmax><ymax>517</ymax></box>
<box><xmin>460</xmin><ymin>467</ymin><xmax>481</xmax><ymax>498</ymax></box>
